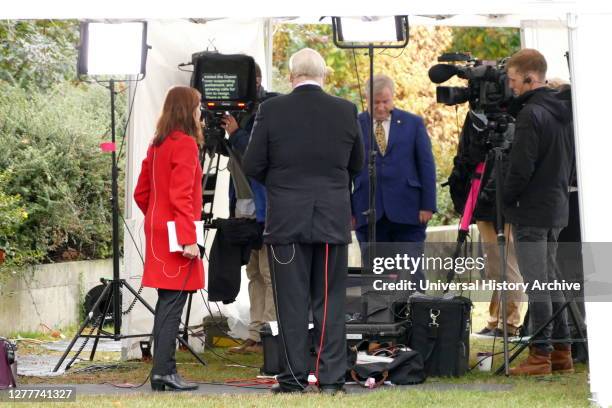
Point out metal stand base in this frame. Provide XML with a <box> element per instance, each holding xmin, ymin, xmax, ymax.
<box><xmin>53</xmin><ymin>278</ymin><xmax>206</xmax><ymax>372</ymax></box>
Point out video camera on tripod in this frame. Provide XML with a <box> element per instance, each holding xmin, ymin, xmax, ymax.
<box><xmin>429</xmin><ymin>53</ymin><xmax>519</xmax><ymax>374</ymax></box>
<box><xmin>429</xmin><ymin>52</ymin><xmax>517</xmax><ymax>278</ymax></box>
<box><xmin>190</xmin><ymin>52</ymin><xmax>258</xmax><ymax>155</ymax></box>
<box><xmin>429</xmin><ymin>52</ymin><xmax>515</xmax><ymax>155</ymax></box>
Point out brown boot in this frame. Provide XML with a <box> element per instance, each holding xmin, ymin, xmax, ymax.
<box><xmin>551</xmin><ymin>344</ymin><xmax>575</xmax><ymax>374</ymax></box>
<box><xmin>509</xmin><ymin>346</ymin><xmax>552</xmax><ymax>376</ymax></box>
<box><xmin>228</xmin><ymin>339</ymin><xmax>257</xmax><ymax>354</ymax></box>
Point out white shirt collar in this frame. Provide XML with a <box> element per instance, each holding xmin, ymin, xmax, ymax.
<box><xmin>374</xmin><ymin>111</ymin><xmax>392</xmax><ymax>124</ymax></box>
<box><xmin>294</xmin><ymin>80</ymin><xmax>322</xmax><ymax>89</ymax></box>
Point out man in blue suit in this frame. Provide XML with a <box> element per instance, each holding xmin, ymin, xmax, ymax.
<box><xmin>352</xmin><ymin>74</ymin><xmax>437</xmax><ymax>288</ymax></box>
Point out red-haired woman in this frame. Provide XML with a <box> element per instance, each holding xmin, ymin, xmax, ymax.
<box><xmin>134</xmin><ymin>86</ymin><xmax>204</xmax><ymax>391</ymax></box>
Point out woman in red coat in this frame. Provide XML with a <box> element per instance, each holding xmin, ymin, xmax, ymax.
<box><xmin>133</xmin><ymin>86</ymin><xmax>204</xmax><ymax>391</ymax></box>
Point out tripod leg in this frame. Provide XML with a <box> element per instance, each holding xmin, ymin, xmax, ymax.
<box><xmin>121</xmin><ymin>279</ymin><xmax>156</xmax><ymax>314</ymax></box>
<box><xmin>122</xmin><ymin>280</ymin><xmax>206</xmax><ymax>366</ymax></box>
<box><xmin>496</xmin><ymin>300</ymin><xmax>570</xmax><ymax>375</ymax></box>
<box><xmin>176</xmin><ymin>336</ymin><xmax>207</xmax><ymax>366</ymax></box>
<box><xmin>568</xmin><ymin>301</ymin><xmax>588</xmax><ymax>358</ymax></box>
<box><xmin>493</xmin><ymin>148</ymin><xmax>510</xmax><ymax>375</ymax></box>
<box><xmin>89</xmin><ymin>284</ymin><xmax>114</xmax><ymax>361</ymax></box>
<box><xmin>53</xmin><ymin>283</ymin><xmax>113</xmax><ymax>372</ymax></box>
<box><xmin>181</xmin><ymin>293</ymin><xmax>194</xmax><ymax>348</ymax></box>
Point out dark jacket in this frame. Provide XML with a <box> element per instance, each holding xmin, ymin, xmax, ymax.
<box><xmin>207</xmin><ymin>218</ymin><xmax>262</xmax><ymax>304</ymax></box>
<box><xmin>227</xmin><ymin>90</ymin><xmax>279</xmax><ymax>222</ymax></box>
<box><xmin>503</xmin><ymin>87</ymin><xmax>574</xmax><ymax>228</ymax></box>
<box><xmin>243</xmin><ymin>84</ymin><xmax>364</xmax><ymax>244</ymax></box>
<box><xmin>447</xmin><ymin>113</ymin><xmax>495</xmax><ymax>222</ymax></box>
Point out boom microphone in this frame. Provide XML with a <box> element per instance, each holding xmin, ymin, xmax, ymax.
<box><xmin>428</xmin><ymin>64</ymin><xmax>460</xmax><ymax>84</ymax></box>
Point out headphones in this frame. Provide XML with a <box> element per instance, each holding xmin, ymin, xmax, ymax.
<box><xmin>523</xmin><ymin>76</ymin><xmax>547</xmax><ymax>86</ymax></box>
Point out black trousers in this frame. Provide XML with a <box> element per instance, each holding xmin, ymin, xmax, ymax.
<box><xmin>152</xmin><ymin>289</ymin><xmax>188</xmax><ymax>375</ymax></box>
<box><xmin>268</xmin><ymin>243</ymin><xmax>348</xmax><ymax>390</ymax></box>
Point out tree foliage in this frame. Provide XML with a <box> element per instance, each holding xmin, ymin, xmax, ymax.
<box><xmin>0</xmin><ymin>81</ymin><xmax>126</xmax><ymax>269</ymax></box>
<box><xmin>0</xmin><ymin>20</ymin><xmax>79</xmax><ymax>89</ymax></box>
<box><xmin>0</xmin><ymin>170</ymin><xmax>44</xmax><ymax>281</ymax></box>
<box><xmin>0</xmin><ymin>20</ymin><xmax>129</xmax><ymax>276</ymax></box>
<box><xmin>447</xmin><ymin>27</ymin><xmax>521</xmax><ymax>60</ymax></box>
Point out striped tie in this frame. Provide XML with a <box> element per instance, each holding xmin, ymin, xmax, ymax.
<box><xmin>375</xmin><ymin>120</ymin><xmax>386</xmax><ymax>155</ymax></box>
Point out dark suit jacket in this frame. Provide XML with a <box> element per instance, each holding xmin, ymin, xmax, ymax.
<box><xmin>352</xmin><ymin>109</ymin><xmax>437</xmax><ymax>228</ymax></box>
<box><xmin>243</xmin><ymin>84</ymin><xmax>364</xmax><ymax>244</ymax></box>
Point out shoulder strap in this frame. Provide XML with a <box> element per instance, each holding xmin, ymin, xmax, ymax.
<box><xmin>350</xmin><ymin>368</ymin><xmax>388</xmax><ymax>389</ymax></box>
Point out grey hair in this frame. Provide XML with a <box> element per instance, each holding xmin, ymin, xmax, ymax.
<box><xmin>289</xmin><ymin>48</ymin><xmax>327</xmax><ymax>80</ymax></box>
<box><xmin>365</xmin><ymin>74</ymin><xmax>395</xmax><ymax>96</ymax></box>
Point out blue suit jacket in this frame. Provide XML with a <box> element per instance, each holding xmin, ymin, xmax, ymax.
<box><xmin>351</xmin><ymin>109</ymin><xmax>437</xmax><ymax>228</ymax></box>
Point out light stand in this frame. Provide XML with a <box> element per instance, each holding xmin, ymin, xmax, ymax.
<box><xmin>331</xmin><ymin>16</ymin><xmax>409</xmax><ymax>322</ymax></box>
<box><xmin>54</xmin><ymin>21</ymin><xmax>206</xmax><ymax>372</ymax></box>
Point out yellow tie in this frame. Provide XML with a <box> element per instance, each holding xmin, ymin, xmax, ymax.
<box><xmin>375</xmin><ymin>120</ymin><xmax>387</xmax><ymax>155</ymax></box>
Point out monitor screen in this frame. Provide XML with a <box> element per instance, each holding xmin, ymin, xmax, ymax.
<box><xmin>191</xmin><ymin>52</ymin><xmax>256</xmax><ymax>106</ymax></box>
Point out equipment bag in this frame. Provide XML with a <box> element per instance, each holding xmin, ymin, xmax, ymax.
<box><xmin>349</xmin><ymin>350</ymin><xmax>426</xmax><ymax>388</ymax></box>
<box><xmin>0</xmin><ymin>338</ymin><xmax>16</xmax><ymax>389</ymax></box>
<box><xmin>407</xmin><ymin>294</ymin><xmax>472</xmax><ymax>377</ymax></box>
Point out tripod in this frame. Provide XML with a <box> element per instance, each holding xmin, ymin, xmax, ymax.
<box><xmin>53</xmin><ymin>79</ymin><xmax>206</xmax><ymax>372</ymax></box>
<box><xmin>445</xmin><ymin>113</ymin><xmax>514</xmax><ymax>375</ymax></box>
<box><xmin>495</xmin><ymin>293</ymin><xmax>587</xmax><ymax>374</ymax></box>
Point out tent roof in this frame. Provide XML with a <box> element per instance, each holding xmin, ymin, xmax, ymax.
<box><xmin>2</xmin><ymin>0</ymin><xmax>611</xmax><ymax>20</ymax></box>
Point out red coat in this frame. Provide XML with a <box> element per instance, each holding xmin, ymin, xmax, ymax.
<box><xmin>133</xmin><ymin>130</ymin><xmax>204</xmax><ymax>291</ymax></box>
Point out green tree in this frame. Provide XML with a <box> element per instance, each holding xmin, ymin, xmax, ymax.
<box><xmin>0</xmin><ymin>20</ymin><xmax>79</xmax><ymax>89</ymax></box>
<box><xmin>446</xmin><ymin>27</ymin><xmax>521</xmax><ymax>60</ymax></box>
<box><xmin>0</xmin><ymin>171</ymin><xmax>44</xmax><ymax>281</ymax></box>
<box><xmin>0</xmin><ymin>81</ymin><xmax>126</xmax><ymax>265</ymax></box>
<box><xmin>0</xmin><ymin>19</ymin><xmax>129</xmax><ymax>271</ymax></box>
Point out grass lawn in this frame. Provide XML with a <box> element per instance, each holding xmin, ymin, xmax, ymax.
<box><xmin>6</xmin><ymin>301</ymin><xmax>591</xmax><ymax>407</ymax></box>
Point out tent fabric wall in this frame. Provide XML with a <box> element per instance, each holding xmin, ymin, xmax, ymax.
<box><xmin>521</xmin><ymin>19</ymin><xmax>570</xmax><ymax>81</ymax></box>
<box><xmin>122</xmin><ymin>19</ymin><xmax>266</xmax><ymax>359</ymax></box>
<box><xmin>568</xmin><ymin>13</ymin><xmax>612</xmax><ymax>408</ymax></box>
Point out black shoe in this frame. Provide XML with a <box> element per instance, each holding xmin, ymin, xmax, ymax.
<box><xmin>151</xmin><ymin>373</ymin><xmax>198</xmax><ymax>391</ymax></box>
<box><xmin>270</xmin><ymin>383</ymin><xmax>303</xmax><ymax>394</ymax></box>
<box><xmin>320</xmin><ymin>385</ymin><xmax>346</xmax><ymax>395</ymax></box>
<box><xmin>474</xmin><ymin>327</ymin><xmax>504</xmax><ymax>338</ymax></box>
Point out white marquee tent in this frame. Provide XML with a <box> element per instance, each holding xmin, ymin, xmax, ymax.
<box><xmin>3</xmin><ymin>2</ymin><xmax>612</xmax><ymax>406</ymax></box>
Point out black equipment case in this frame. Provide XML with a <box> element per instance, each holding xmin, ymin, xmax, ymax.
<box><xmin>407</xmin><ymin>294</ymin><xmax>472</xmax><ymax>377</ymax></box>
<box><xmin>260</xmin><ymin>322</ymin><xmax>315</xmax><ymax>376</ymax></box>
<box><xmin>346</xmin><ymin>321</ymin><xmax>409</xmax><ymax>348</ymax></box>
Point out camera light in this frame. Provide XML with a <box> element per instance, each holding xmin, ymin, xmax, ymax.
<box><xmin>78</xmin><ymin>21</ymin><xmax>148</xmax><ymax>76</ymax></box>
<box><xmin>335</xmin><ymin>16</ymin><xmax>406</xmax><ymax>43</ymax></box>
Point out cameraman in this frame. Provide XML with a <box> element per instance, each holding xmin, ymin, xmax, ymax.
<box><xmin>448</xmin><ymin>114</ymin><xmax>524</xmax><ymax>338</ymax></box>
<box><xmin>221</xmin><ymin>62</ymin><xmax>278</xmax><ymax>354</ymax></box>
<box><xmin>503</xmin><ymin>49</ymin><xmax>574</xmax><ymax>376</ymax></box>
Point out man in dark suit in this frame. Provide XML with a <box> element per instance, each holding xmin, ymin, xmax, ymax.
<box><xmin>243</xmin><ymin>48</ymin><xmax>364</xmax><ymax>394</ymax></box>
<box><xmin>351</xmin><ymin>74</ymin><xmax>436</xmax><ymax>287</ymax></box>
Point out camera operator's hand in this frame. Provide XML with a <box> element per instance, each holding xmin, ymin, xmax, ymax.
<box><xmin>221</xmin><ymin>114</ymin><xmax>239</xmax><ymax>135</ymax></box>
<box><xmin>182</xmin><ymin>243</ymin><xmax>199</xmax><ymax>260</ymax></box>
<box><xmin>419</xmin><ymin>210</ymin><xmax>433</xmax><ymax>225</ymax></box>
